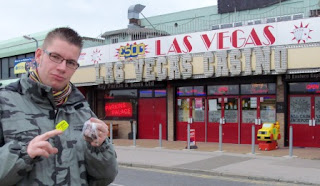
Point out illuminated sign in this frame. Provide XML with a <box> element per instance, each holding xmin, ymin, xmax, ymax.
<box><xmin>218</xmin><ymin>86</ymin><xmax>229</xmax><ymax>94</ymax></box>
<box><xmin>208</xmin><ymin>85</ymin><xmax>239</xmax><ymax>95</ymax></box>
<box><xmin>105</xmin><ymin>102</ymin><xmax>133</xmax><ymax>117</ymax></box>
<box><xmin>241</xmin><ymin>83</ymin><xmax>276</xmax><ymax>95</ymax></box>
<box><xmin>289</xmin><ymin>82</ymin><xmax>320</xmax><ymax>94</ymax></box>
<box><xmin>251</xmin><ymin>84</ymin><xmax>268</xmax><ymax>94</ymax></box>
<box><xmin>306</xmin><ymin>83</ymin><xmax>320</xmax><ymax>92</ymax></box>
<box><xmin>116</xmin><ymin>42</ymin><xmax>148</xmax><ymax>60</ymax></box>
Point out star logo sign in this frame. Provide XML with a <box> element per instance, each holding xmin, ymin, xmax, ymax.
<box><xmin>291</xmin><ymin>22</ymin><xmax>313</xmax><ymax>44</ymax></box>
<box><xmin>91</xmin><ymin>48</ymin><xmax>102</xmax><ymax>64</ymax></box>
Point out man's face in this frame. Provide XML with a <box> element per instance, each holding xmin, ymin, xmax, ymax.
<box><xmin>35</xmin><ymin>38</ymin><xmax>80</xmax><ymax>91</ymax></box>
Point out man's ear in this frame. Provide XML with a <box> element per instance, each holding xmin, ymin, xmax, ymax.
<box><xmin>35</xmin><ymin>48</ymin><xmax>42</xmax><ymax>66</ymax></box>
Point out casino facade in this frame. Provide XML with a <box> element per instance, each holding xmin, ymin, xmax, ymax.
<box><xmin>2</xmin><ymin>0</ymin><xmax>320</xmax><ymax>147</ymax></box>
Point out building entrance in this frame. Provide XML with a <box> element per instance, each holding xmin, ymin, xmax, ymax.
<box><xmin>289</xmin><ymin>95</ymin><xmax>320</xmax><ymax>147</ymax></box>
<box><xmin>207</xmin><ymin>96</ymin><xmax>239</xmax><ymax>143</ymax></box>
<box><xmin>138</xmin><ymin>89</ymin><xmax>167</xmax><ymax>140</ymax></box>
<box><xmin>240</xmin><ymin>96</ymin><xmax>276</xmax><ymax>144</ymax></box>
<box><xmin>176</xmin><ymin>97</ymin><xmax>206</xmax><ymax>141</ymax></box>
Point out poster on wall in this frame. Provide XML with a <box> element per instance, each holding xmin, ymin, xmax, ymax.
<box><xmin>14</xmin><ymin>57</ymin><xmax>37</xmax><ymax>74</ymax></box>
<box><xmin>195</xmin><ymin>98</ymin><xmax>203</xmax><ymax>110</ymax></box>
<box><xmin>178</xmin><ymin>99</ymin><xmax>189</xmax><ymax>122</ymax></box>
<box><xmin>209</xmin><ymin>99</ymin><xmax>218</xmax><ymax>111</ymax></box>
<box><xmin>177</xmin><ymin>99</ymin><xmax>182</xmax><ymax>106</ymax></box>
<box><xmin>250</xmin><ymin>97</ymin><xmax>257</xmax><ymax>108</ymax></box>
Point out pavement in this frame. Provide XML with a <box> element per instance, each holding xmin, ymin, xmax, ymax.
<box><xmin>112</xmin><ymin>139</ymin><xmax>320</xmax><ymax>185</ymax></box>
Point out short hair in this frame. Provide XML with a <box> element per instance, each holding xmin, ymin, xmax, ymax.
<box><xmin>42</xmin><ymin>27</ymin><xmax>83</xmax><ymax>50</ymax></box>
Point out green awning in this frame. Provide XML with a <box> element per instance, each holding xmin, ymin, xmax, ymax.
<box><xmin>0</xmin><ymin>78</ymin><xmax>19</xmax><ymax>87</ymax></box>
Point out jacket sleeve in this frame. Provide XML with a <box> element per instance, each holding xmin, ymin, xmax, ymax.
<box><xmin>84</xmin><ymin>138</ymin><xmax>118</xmax><ymax>186</ymax></box>
<box><xmin>0</xmin><ymin>128</ymin><xmax>37</xmax><ymax>185</ymax></box>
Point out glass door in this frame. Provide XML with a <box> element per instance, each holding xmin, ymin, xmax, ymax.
<box><xmin>207</xmin><ymin>97</ymin><xmax>221</xmax><ymax>142</ymax></box>
<box><xmin>289</xmin><ymin>95</ymin><xmax>320</xmax><ymax>147</ymax></box>
<box><xmin>176</xmin><ymin>97</ymin><xmax>206</xmax><ymax>141</ymax></box>
<box><xmin>315</xmin><ymin>96</ymin><xmax>320</xmax><ymax>147</ymax></box>
<box><xmin>240</xmin><ymin>96</ymin><xmax>276</xmax><ymax>144</ymax></box>
<box><xmin>207</xmin><ymin>97</ymin><xmax>239</xmax><ymax>143</ymax></box>
<box><xmin>177</xmin><ymin>98</ymin><xmax>190</xmax><ymax>141</ymax></box>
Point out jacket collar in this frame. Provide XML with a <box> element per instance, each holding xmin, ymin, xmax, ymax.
<box><xmin>18</xmin><ymin>73</ymin><xmax>85</xmax><ymax>107</ymax></box>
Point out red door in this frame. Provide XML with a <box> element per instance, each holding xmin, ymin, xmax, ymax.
<box><xmin>289</xmin><ymin>95</ymin><xmax>320</xmax><ymax>147</ymax></box>
<box><xmin>207</xmin><ymin>97</ymin><xmax>239</xmax><ymax>143</ymax></box>
<box><xmin>176</xmin><ymin>97</ymin><xmax>205</xmax><ymax>141</ymax></box>
<box><xmin>138</xmin><ymin>98</ymin><xmax>167</xmax><ymax>139</ymax></box>
<box><xmin>240</xmin><ymin>96</ymin><xmax>276</xmax><ymax>144</ymax></box>
<box><xmin>77</xmin><ymin>87</ymin><xmax>87</xmax><ymax>98</ymax></box>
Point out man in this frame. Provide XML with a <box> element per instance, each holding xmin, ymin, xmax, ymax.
<box><xmin>0</xmin><ymin>27</ymin><xmax>118</xmax><ymax>185</ymax></box>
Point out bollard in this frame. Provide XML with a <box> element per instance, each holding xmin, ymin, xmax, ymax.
<box><xmin>289</xmin><ymin>125</ymin><xmax>293</xmax><ymax>157</ymax></box>
<box><xmin>133</xmin><ymin>122</ymin><xmax>136</xmax><ymax>146</ymax></box>
<box><xmin>219</xmin><ymin>122</ymin><xmax>222</xmax><ymax>151</ymax></box>
<box><xmin>187</xmin><ymin>122</ymin><xmax>190</xmax><ymax>149</ymax></box>
<box><xmin>251</xmin><ymin>125</ymin><xmax>255</xmax><ymax>154</ymax></box>
<box><xmin>110</xmin><ymin>122</ymin><xmax>113</xmax><ymax>144</ymax></box>
<box><xmin>159</xmin><ymin>123</ymin><xmax>162</xmax><ymax>148</ymax></box>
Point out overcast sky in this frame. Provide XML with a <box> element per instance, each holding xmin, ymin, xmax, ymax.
<box><xmin>0</xmin><ymin>0</ymin><xmax>217</xmax><ymax>42</ymax></box>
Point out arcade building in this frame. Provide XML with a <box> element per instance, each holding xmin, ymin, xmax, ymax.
<box><xmin>2</xmin><ymin>0</ymin><xmax>320</xmax><ymax>148</ymax></box>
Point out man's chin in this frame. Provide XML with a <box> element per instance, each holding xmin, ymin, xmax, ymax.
<box><xmin>51</xmin><ymin>84</ymin><xmax>67</xmax><ymax>91</ymax></box>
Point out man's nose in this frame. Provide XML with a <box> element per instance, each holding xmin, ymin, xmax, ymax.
<box><xmin>56</xmin><ymin>60</ymin><xmax>68</xmax><ymax>71</ymax></box>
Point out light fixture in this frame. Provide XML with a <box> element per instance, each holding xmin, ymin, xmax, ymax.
<box><xmin>23</xmin><ymin>35</ymin><xmax>38</xmax><ymax>49</ymax></box>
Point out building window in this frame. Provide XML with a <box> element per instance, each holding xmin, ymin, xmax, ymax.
<box><xmin>139</xmin><ymin>89</ymin><xmax>153</xmax><ymax>98</ymax></box>
<box><xmin>208</xmin><ymin>85</ymin><xmax>239</xmax><ymax>95</ymax></box>
<box><xmin>139</xmin><ymin>89</ymin><xmax>167</xmax><ymax>98</ymax></box>
<box><xmin>0</xmin><ymin>52</ymin><xmax>35</xmax><ymax>80</ymax></box>
<box><xmin>132</xmin><ymin>33</ymin><xmax>147</xmax><ymax>41</ymax></box>
<box><xmin>9</xmin><ymin>56</ymin><xmax>17</xmax><ymax>78</ymax></box>
<box><xmin>111</xmin><ymin>36</ymin><xmax>119</xmax><ymax>44</ymax></box>
<box><xmin>289</xmin><ymin>82</ymin><xmax>320</xmax><ymax>94</ymax></box>
<box><xmin>241</xmin><ymin>83</ymin><xmax>276</xmax><ymax>95</ymax></box>
<box><xmin>155</xmin><ymin>89</ymin><xmax>167</xmax><ymax>97</ymax></box>
<box><xmin>177</xmin><ymin>86</ymin><xmax>206</xmax><ymax>97</ymax></box>
<box><xmin>104</xmin><ymin>89</ymin><xmax>137</xmax><ymax>120</ymax></box>
<box><xmin>1</xmin><ymin>58</ymin><xmax>9</xmax><ymax>79</ymax></box>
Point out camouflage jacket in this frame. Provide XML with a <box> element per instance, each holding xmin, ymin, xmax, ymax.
<box><xmin>0</xmin><ymin>74</ymin><xmax>118</xmax><ymax>186</ymax></box>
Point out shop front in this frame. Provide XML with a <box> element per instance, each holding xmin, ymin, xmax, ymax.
<box><xmin>287</xmin><ymin>80</ymin><xmax>320</xmax><ymax>147</ymax></box>
<box><xmin>94</xmin><ymin>82</ymin><xmax>167</xmax><ymax>140</ymax></box>
<box><xmin>175</xmin><ymin>82</ymin><xmax>276</xmax><ymax>144</ymax></box>
<box><xmin>138</xmin><ymin>89</ymin><xmax>167</xmax><ymax>139</ymax></box>
<box><xmin>240</xmin><ymin>84</ymin><xmax>276</xmax><ymax>144</ymax></box>
<box><xmin>207</xmin><ymin>85</ymin><xmax>240</xmax><ymax>143</ymax></box>
<box><xmin>70</xmin><ymin>16</ymin><xmax>320</xmax><ymax>148</ymax></box>
<box><xmin>176</xmin><ymin>86</ymin><xmax>206</xmax><ymax>141</ymax></box>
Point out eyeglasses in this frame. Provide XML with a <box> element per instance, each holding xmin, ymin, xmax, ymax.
<box><xmin>43</xmin><ymin>49</ymin><xmax>79</xmax><ymax>70</ymax></box>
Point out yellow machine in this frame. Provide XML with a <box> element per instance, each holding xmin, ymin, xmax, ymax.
<box><xmin>257</xmin><ymin>122</ymin><xmax>281</xmax><ymax>150</ymax></box>
<box><xmin>257</xmin><ymin>122</ymin><xmax>281</xmax><ymax>141</ymax></box>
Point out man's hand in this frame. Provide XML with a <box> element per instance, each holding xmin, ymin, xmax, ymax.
<box><xmin>83</xmin><ymin>118</ymin><xmax>109</xmax><ymax>147</ymax></box>
<box><xmin>27</xmin><ymin>129</ymin><xmax>63</xmax><ymax>159</ymax></box>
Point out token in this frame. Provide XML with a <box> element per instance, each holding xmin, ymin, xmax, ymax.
<box><xmin>56</xmin><ymin>120</ymin><xmax>69</xmax><ymax>131</ymax></box>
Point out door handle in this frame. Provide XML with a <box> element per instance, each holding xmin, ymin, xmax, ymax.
<box><xmin>309</xmin><ymin>119</ymin><xmax>313</xmax><ymax>126</ymax></box>
<box><xmin>313</xmin><ymin>119</ymin><xmax>316</xmax><ymax>127</ymax></box>
<box><xmin>255</xmin><ymin>119</ymin><xmax>259</xmax><ymax>125</ymax></box>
